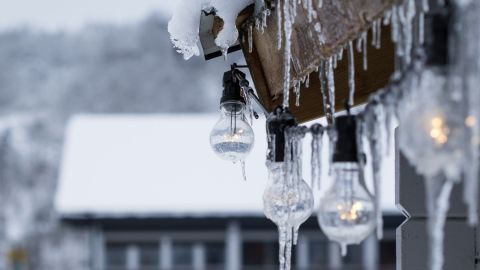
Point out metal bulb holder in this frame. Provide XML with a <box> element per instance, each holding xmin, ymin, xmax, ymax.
<box><xmin>266</xmin><ymin>106</ymin><xmax>297</xmax><ymax>162</ymax></box>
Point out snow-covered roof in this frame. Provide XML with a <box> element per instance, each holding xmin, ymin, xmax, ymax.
<box><xmin>55</xmin><ymin>114</ymin><xmax>399</xmax><ymax>219</ymax></box>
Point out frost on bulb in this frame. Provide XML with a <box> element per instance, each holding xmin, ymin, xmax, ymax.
<box><xmin>210</xmin><ymin>101</ymin><xmax>254</xmax><ymax>163</ymax></box>
<box><xmin>317</xmin><ymin>162</ymin><xmax>375</xmax><ymax>255</ymax></box>
<box><xmin>263</xmin><ymin>162</ymin><xmax>314</xmax><ymax>228</ymax></box>
<box><xmin>263</xmin><ymin>161</ymin><xmax>314</xmax><ymax>270</ymax></box>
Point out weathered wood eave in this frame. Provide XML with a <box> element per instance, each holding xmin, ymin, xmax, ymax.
<box><xmin>205</xmin><ymin>1</ymin><xmax>397</xmax><ymax>123</ymax></box>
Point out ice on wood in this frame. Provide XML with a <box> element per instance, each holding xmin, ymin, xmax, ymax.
<box><xmin>211</xmin><ymin>0</ymin><xmax>255</xmax><ymax>55</ymax></box>
<box><xmin>168</xmin><ymin>0</ymin><xmax>254</xmax><ymax>59</ymax></box>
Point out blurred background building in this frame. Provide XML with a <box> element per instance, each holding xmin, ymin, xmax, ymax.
<box><xmin>54</xmin><ymin>115</ymin><xmax>401</xmax><ymax>270</ymax></box>
<box><xmin>0</xmin><ymin>1</ymin><xmax>402</xmax><ymax>269</ymax></box>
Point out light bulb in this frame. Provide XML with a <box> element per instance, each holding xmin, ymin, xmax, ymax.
<box><xmin>263</xmin><ymin>161</ymin><xmax>314</xmax><ymax>270</ymax></box>
<box><xmin>263</xmin><ymin>162</ymin><xmax>314</xmax><ymax>234</ymax></box>
<box><xmin>210</xmin><ymin>101</ymin><xmax>254</xmax><ymax>163</ymax></box>
<box><xmin>317</xmin><ymin>162</ymin><xmax>375</xmax><ymax>254</ymax></box>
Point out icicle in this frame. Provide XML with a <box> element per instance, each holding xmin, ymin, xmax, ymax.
<box><xmin>362</xmin><ymin>31</ymin><xmax>368</xmax><ymax>70</ymax></box>
<box><xmin>426</xmin><ymin>178</ymin><xmax>454</xmax><ymax>270</ymax></box>
<box><xmin>372</xmin><ymin>20</ymin><xmax>378</xmax><ymax>47</ymax></box>
<box><xmin>375</xmin><ymin>19</ymin><xmax>382</xmax><ymax>49</ymax></box>
<box><xmin>383</xmin><ymin>94</ymin><xmax>396</xmax><ymax>156</ymax></box>
<box><xmin>248</xmin><ymin>24</ymin><xmax>254</xmax><ymax>53</ymax></box>
<box><xmin>365</xmin><ymin>101</ymin><xmax>385</xmax><ymax>240</ymax></box>
<box><xmin>278</xmin><ymin>227</ymin><xmax>286</xmax><ymax>270</ymax></box>
<box><xmin>402</xmin><ymin>0</ymin><xmax>416</xmax><ymax>65</ymax></box>
<box><xmin>326</xmin><ymin>58</ymin><xmax>336</xmax><ymax>120</ymax></box>
<box><xmin>419</xmin><ymin>11</ymin><xmax>425</xmax><ymax>45</ymax></box>
<box><xmin>277</xmin><ymin>0</ymin><xmax>283</xmax><ymax>50</ymax></box>
<box><xmin>422</xmin><ymin>0</ymin><xmax>430</xmax><ymax>12</ymax></box>
<box><xmin>255</xmin><ymin>17</ymin><xmax>261</xmax><ymax>32</ymax></box>
<box><xmin>333</xmin><ymin>54</ymin><xmax>338</xmax><ymax>69</ymax></box>
<box><xmin>222</xmin><ymin>48</ymin><xmax>228</xmax><ymax>60</ymax></box>
<box><xmin>306</xmin><ymin>0</ymin><xmax>314</xmax><ymax>22</ymax></box>
<box><xmin>383</xmin><ymin>9</ymin><xmax>392</xmax><ymax>26</ymax></box>
<box><xmin>391</xmin><ymin>5</ymin><xmax>399</xmax><ymax>43</ymax></box>
<box><xmin>282</xmin><ymin>0</ymin><xmax>294</xmax><ymax>108</ymax></box>
<box><xmin>340</xmin><ymin>243</ymin><xmax>347</xmax><ymax>257</ymax></box>
<box><xmin>464</xmin><ymin>147</ymin><xmax>479</xmax><ymax>225</ymax></box>
<box><xmin>294</xmin><ymin>80</ymin><xmax>301</xmax><ymax>106</ymax></box>
<box><xmin>262</xmin><ymin>9</ymin><xmax>269</xmax><ymax>31</ymax></box>
<box><xmin>285</xmin><ymin>229</ymin><xmax>293</xmax><ymax>270</ymax></box>
<box><xmin>347</xmin><ymin>41</ymin><xmax>355</xmax><ymax>106</ymax></box>
<box><xmin>293</xmin><ymin>226</ymin><xmax>299</xmax><ymax>245</ymax></box>
<box><xmin>337</xmin><ymin>47</ymin><xmax>344</xmax><ymax>61</ymax></box>
<box><xmin>240</xmin><ymin>84</ymin><xmax>254</xmax><ymax>125</ymax></box>
<box><xmin>317</xmin><ymin>0</ymin><xmax>323</xmax><ymax>8</ymax></box>
<box><xmin>241</xmin><ymin>161</ymin><xmax>247</xmax><ymax>181</ymax></box>
<box><xmin>356</xmin><ymin>36</ymin><xmax>363</xmax><ymax>53</ymax></box>
<box><xmin>305</xmin><ymin>74</ymin><xmax>310</xmax><ymax>88</ymax></box>
<box><xmin>291</xmin><ymin>0</ymin><xmax>297</xmax><ymax>19</ymax></box>
<box><xmin>311</xmin><ymin>125</ymin><xmax>323</xmax><ymax>189</ymax></box>
<box><xmin>319</xmin><ymin>62</ymin><xmax>330</xmax><ymax>122</ymax></box>
<box><xmin>327</xmin><ymin>126</ymin><xmax>338</xmax><ymax>176</ymax></box>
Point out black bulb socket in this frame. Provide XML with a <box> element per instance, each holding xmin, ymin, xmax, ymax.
<box><xmin>332</xmin><ymin>115</ymin><xmax>359</xmax><ymax>163</ymax></box>
<box><xmin>266</xmin><ymin>106</ymin><xmax>297</xmax><ymax>162</ymax></box>
<box><xmin>220</xmin><ymin>70</ymin><xmax>246</xmax><ymax>112</ymax></box>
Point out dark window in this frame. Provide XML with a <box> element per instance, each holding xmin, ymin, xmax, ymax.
<box><xmin>172</xmin><ymin>242</ymin><xmax>193</xmax><ymax>267</ymax></box>
<box><xmin>206</xmin><ymin>243</ymin><xmax>225</xmax><ymax>265</ymax></box>
<box><xmin>205</xmin><ymin>242</ymin><xmax>225</xmax><ymax>270</ymax></box>
<box><xmin>106</xmin><ymin>243</ymin><xmax>127</xmax><ymax>269</ymax></box>
<box><xmin>243</xmin><ymin>241</ymin><xmax>294</xmax><ymax>269</ymax></box>
<box><xmin>139</xmin><ymin>243</ymin><xmax>159</xmax><ymax>268</ymax></box>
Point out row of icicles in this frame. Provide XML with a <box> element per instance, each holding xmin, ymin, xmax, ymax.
<box><xmin>238</xmin><ymin>1</ymin><xmax>479</xmax><ymax>270</ymax></box>
<box><xmin>203</xmin><ymin>1</ymin><xmax>479</xmax><ymax>270</ymax></box>
<box><xmin>170</xmin><ymin>0</ymin><xmax>479</xmax><ymax>269</ymax></box>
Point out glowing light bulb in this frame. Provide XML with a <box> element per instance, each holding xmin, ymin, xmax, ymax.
<box><xmin>210</xmin><ymin>101</ymin><xmax>254</xmax><ymax>163</ymax></box>
<box><xmin>465</xmin><ymin>115</ymin><xmax>477</xmax><ymax>127</ymax></box>
<box><xmin>429</xmin><ymin>116</ymin><xmax>449</xmax><ymax>145</ymax></box>
<box><xmin>317</xmin><ymin>162</ymin><xmax>375</xmax><ymax>255</ymax></box>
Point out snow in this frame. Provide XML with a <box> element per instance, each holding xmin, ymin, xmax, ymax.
<box><xmin>168</xmin><ymin>0</ymin><xmax>202</xmax><ymax>60</ymax></box>
<box><xmin>56</xmin><ymin>114</ymin><xmax>399</xmax><ymax>219</ymax></box>
<box><xmin>212</xmin><ymin>0</ymin><xmax>254</xmax><ymax>56</ymax></box>
<box><xmin>56</xmin><ymin>114</ymin><xmax>267</xmax><ymax>218</ymax></box>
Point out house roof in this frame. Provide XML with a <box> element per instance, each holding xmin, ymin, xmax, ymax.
<box><xmin>55</xmin><ymin>114</ymin><xmax>399</xmax><ymax>219</ymax></box>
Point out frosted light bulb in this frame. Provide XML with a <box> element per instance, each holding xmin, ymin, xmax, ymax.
<box><xmin>263</xmin><ymin>162</ymin><xmax>314</xmax><ymax>235</ymax></box>
<box><xmin>317</xmin><ymin>162</ymin><xmax>375</xmax><ymax>255</ymax></box>
<box><xmin>263</xmin><ymin>161</ymin><xmax>314</xmax><ymax>270</ymax></box>
<box><xmin>210</xmin><ymin>101</ymin><xmax>254</xmax><ymax>163</ymax></box>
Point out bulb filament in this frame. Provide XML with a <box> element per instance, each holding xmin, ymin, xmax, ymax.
<box><xmin>429</xmin><ymin>116</ymin><xmax>449</xmax><ymax>145</ymax></box>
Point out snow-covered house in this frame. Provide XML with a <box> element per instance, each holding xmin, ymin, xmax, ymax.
<box><xmin>55</xmin><ymin>114</ymin><xmax>401</xmax><ymax>270</ymax></box>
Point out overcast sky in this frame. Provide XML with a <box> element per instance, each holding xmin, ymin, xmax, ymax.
<box><xmin>0</xmin><ymin>0</ymin><xmax>176</xmax><ymax>31</ymax></box>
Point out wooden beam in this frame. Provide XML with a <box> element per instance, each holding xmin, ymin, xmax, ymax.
<box><xmin>240</xmin><ymin>24</ymin><xmax>395</xmax><ymax>123</ymax></box>
<box><xmin>237</xmin><ymin>1</ymin><xmax>396</xmax><ymax>123</ymax></box>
